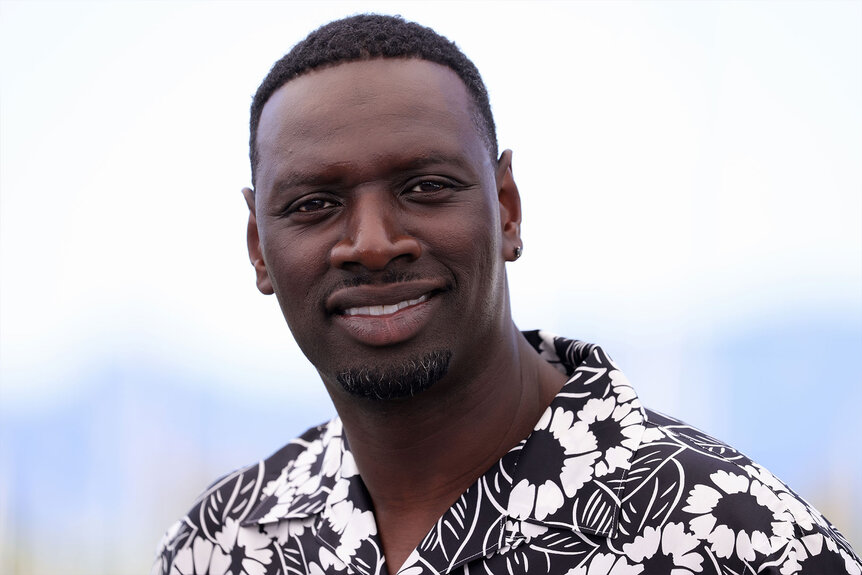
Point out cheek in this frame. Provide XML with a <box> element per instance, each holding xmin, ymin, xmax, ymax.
<box><xmin>261</xmin><ymin>230</ymin><xmax>329</xmax><ymax>316</ymax></box>
<box><xmin>432</xmin><ymin>208</ymin><xmax>502</xmax><ymax>288</ymax></box>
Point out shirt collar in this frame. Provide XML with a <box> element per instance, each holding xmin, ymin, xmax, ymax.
<box><xmin>243</xmin><ymin>418</ymin><xmax>348</xmax><ymax>524</ymax></box>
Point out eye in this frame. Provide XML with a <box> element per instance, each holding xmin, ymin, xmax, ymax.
<box><xmin>403</xmin><ymin>178</ymin><xmax>463</xmax><ymax>202</ymax></box>
<box><xmin>409</xmin><ymin>180</ymin><xmax>448</xmax><ymax>193</ymax></box>
<box><xmin>283</xmin><ymin>194</ymin><xmax>341</xmax><ymax>217</ymax></box>
<box><xmin>276</xmin><ymin>194</ymin><xmax>341</xmax><ymax>221</ymax></box>
<box><xmin>293</xmin><ymin>197</ymin><xmax>338</xmax><ymax>213</ymax></box>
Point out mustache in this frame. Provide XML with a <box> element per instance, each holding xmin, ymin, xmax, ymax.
<box><xmin>319</xmin><ymin>270</ymin><xmax>426</xmax><ymax>303</ymax></box>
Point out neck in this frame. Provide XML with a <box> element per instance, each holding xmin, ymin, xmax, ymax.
<box><xmin>326</xmin><ymin>325</ymin><xmax>567</xmax><ymax>572</ymax></box>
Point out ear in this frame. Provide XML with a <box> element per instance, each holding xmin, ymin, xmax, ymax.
<box><xmin>495</xmin><ymin>150</ymin><xmax>522</xmax><ymax>261</ymax></box>
<box><xmin>241</xmin><ymin>187</ymin><xmax>274</xmax><ymax>295</ymax></box>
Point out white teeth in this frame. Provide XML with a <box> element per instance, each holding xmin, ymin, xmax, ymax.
<box><xmin>344</xmin><ymin>294</ymin><xmax>429</xmax><ymax>317</ymax></box>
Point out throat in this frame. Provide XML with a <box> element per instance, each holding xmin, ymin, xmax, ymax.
<box><xmin>376</xmin><ymin>504</ymin><xmax>443</xmax><ymax>575</ymax></box>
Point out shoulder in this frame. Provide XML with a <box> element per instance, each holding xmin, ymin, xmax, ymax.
<box><xmin>615</xmin><ymin>408</ymin><xmax>861</xmax><ymax>574</ymax></box>
<box><xmin>151</xmin><ymin>420</ymin><xmax>335</xmax><ymax>575</ymax></box>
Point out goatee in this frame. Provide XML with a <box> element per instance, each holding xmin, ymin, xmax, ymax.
<box><xmin>336</xmin><ymin>350</ymin><xmax>452</xmax><ymax>400</ymax></box>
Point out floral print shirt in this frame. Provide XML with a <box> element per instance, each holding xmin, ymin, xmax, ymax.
<box><xmin>153</xmin><ymin>331</ymin><xmax>861</xmax><ymax>575</ymax></box>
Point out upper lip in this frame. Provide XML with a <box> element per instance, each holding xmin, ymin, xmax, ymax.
<box><xmin>326</xmin><ymin>279</ymin><xmax>447</xmax><ymax>314</ymax></box>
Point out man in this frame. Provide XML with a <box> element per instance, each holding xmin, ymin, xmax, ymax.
<box><xmin>154</xmin><ymin>14</ymin><xmax>860</xmax><ymax>575</ymax></box>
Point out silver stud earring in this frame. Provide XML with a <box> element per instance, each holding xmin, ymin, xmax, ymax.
<box><xmin>513</xmin><ymin>246</ymin><xmax>522</xmax><ymax>260</ymax></box>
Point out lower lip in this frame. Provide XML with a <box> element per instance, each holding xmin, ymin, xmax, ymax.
<box><xmin>333</xmin><ymin>297</ymin><xmax>437</xmax><ymax>347</ymax></box>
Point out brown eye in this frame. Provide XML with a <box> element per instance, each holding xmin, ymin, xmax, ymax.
<box><xmin>409</xmin><ymin>181</ymin><xmax>446</xmax><ymax>193</ymax></box>
<box><xmin>295</xmin><ymin>198</ymin><xmax>336</xmax><ymax>212</ymax></box>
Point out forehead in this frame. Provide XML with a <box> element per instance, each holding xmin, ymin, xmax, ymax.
<box><xmin>254</xmin><ymin>59</ymin><xmax>491</xmax><ymax>191</ymax></box>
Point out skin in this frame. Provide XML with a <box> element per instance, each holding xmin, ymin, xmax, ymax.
<box><xmin>242</xmin><ymin>58</ymin><xmax>567</xmax><ymax>573</ymax></box>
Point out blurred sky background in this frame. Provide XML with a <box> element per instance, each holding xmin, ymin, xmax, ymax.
<box><xmin>1</xmin><ymin>1</ymin><xmax>860</xmax><ymax>573</ymax></box>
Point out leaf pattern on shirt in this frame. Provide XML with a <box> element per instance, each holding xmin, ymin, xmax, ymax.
<box><xmin>153</xmin><ymin>331</ymin><xmax>861</xmax><ymax>575</ymax></box>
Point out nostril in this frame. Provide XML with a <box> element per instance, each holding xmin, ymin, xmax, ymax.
<box><xmin>330</xmin><ymin>234</ymin><xmax>421</xmax><ymax>271</ymax></box>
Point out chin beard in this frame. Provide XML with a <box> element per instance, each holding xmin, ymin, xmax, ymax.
<box><xmin>336</xmin><ymin>350</ymin><xmax>452</xmax><ymax>400</ymax></box>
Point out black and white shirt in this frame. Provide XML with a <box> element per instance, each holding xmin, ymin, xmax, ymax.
<box><xmin>153</xmin><ymin>331</ymin><xmax>861</xmax><ymax>575</ymax></box>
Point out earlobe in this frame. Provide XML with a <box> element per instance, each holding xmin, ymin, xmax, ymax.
<box><xmin>241</xmin><ymin>187</ymin><xmax>274</xmax><ymax>295</ymax></box>
<box><xmin>496</xmin><ymin>150</ymin><xmax>523</xmax><ymax>262</ymax></box>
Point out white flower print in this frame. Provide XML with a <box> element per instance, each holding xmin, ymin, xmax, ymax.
<box><xmin>781</xmin><ymin>532</ymin><xmax>861</xmax><ymax>575</ymax></box>
<box><xmin>257</xmin><ymin>441</ymin><xmax>325</xmax><ymax>523</ymax></box>
<box><xmin>320</xmin><ymin>427</ymin><xmax>345</xmax><ymax>480</ymax></box>
<box><xmin>579</xmin><ymin>397</ymin><xmax>643</xmax><ymax>478</ymax></box>
<box><xmin>683</xmin><ymin>470</ymin><xmax>795</xmax><ymax>562</ymax></box>
<box><xmin>329</xmin><ymin>500</ymin><xmax>377</xmax><ymax>559</ymax></box>
<box><xmin>623</xmin><ymin>522</ymin><xmax>704</xmax><ymax>574</ymax></box>
<box><xmin>303</xmin><ymin>549</ymin><xmax>350</xmax><ymax>575</ymax></box>
<box><xmin>564</xmin><ymin>552</ymin><xmax>643</xmax><ymax>575</ymax></box>
<box><xmin>339</xmin><ymin>445</ymin><xmax>359</xmax><ymax>478</ymax></box>
<box><xmin>778</xmin><ymin>492</ymin><xmax>817</xmax><ymax>532</ymax></box>
<box><xmin>501</xmin><ymin>519</ymin><xmax>550</xmax><ymax>552</ymax></box>
<box><xmin>257</xmin><ymin>425</ymin><xmax>347</xmax><ymax>519</ymax></box>
<box><xmin>170</xmin><ymin>519</ymin><xmax>272</xmax><ymax>575</ymax></box>
<box><xmin>290</xmin><ymin>442</ymin><xmax>328</xmax><ymax>496</ymax></box>
<box><xmin>510</xmin><ymin>406</ymin><xmax>601</xmax><ymax>520</ymax></box>
<box><xmin>640</xmin><ymin>425</ymin><xmax>666</xmax><ymax>444</ymax></box>
<box><xmin>317</xmin><ymin>546</ymin><xmax>347</xmax><ymax>572</ymax></box>
<box><xmin>169</xmin><ymin>537</ymin><xmax>230</xmax><ymax>575</ymax></box>
<box><xmin>325</xmin><ymin>478</ymin><xmax>378</xmax><ymax>560</ymax></box>
<box><xmin>743</xmin><ymin>462</ymin><xmax>829</xmax><ymax>535</ymax></box>
<box><xmin>262</xmin><ymin>515</ymin><xmax>314</xmax><ymax>544</ymax></box>
<box><xmin>510</xmin><ymin>390</ymin><xmax>644</xmax><ymax>522</ymax></box>
<box><xmin>214</xmin><ymin>518</ymin><xmax>274</xmax><ymax>575</ymax></box>
<box><xmin>742</xmin><ymin>462</ymin><xmax>789</xmax><ymax>494</ymax></box>
<box><xmin>514</xmin><ymin>519</ymin><xmax>549</xmax><ymax>540</ymax></box>
<box><xmin>844</xmin><ymin>549</ymin><xmax>862</xmax><ymax>575</ymax></box>
<box><xmin>608</xmin><ymin>370</ymin><xmax>637</xmax><ymax>403</ymax></box>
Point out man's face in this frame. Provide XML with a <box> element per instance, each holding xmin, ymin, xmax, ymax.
<box><xmin>245</xmin><ymin>58</ymin><xmax>521</xmax><ymax>399</ymax></box>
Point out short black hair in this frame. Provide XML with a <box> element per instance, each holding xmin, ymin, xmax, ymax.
<box><xmin>248</xmin><ymin>14</ymin><xmax>498</xmax><ymax>188</ymax></box>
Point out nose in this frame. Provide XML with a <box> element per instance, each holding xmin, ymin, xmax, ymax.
<box><xmin>329</xmin><ymin>192</ymin><xmax>421</xmax><ymax>270</ymax></box>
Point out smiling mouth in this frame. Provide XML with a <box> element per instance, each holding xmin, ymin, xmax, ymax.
<box><xmin>343</xmin><ymin>295</ymin><xmax>430</xmax><ymax>317</ymax></box>
<box><xmin>326</xmin><ymin>279</ymin><xmax>446</xmax><ymax>315</ymax></box>
<box><xmin>328</xmin><ymin>281</ymin><xmax>445</xmax><ymax>347</ymax></box>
